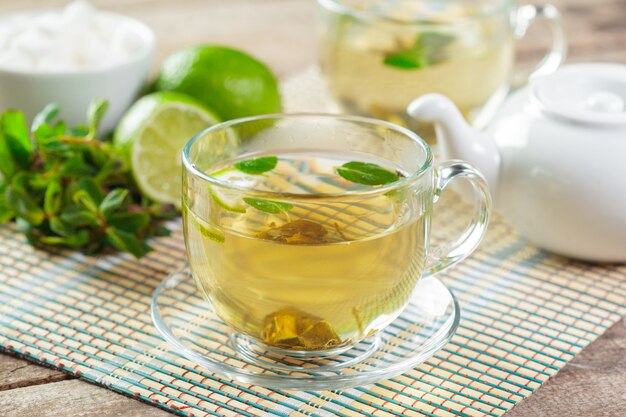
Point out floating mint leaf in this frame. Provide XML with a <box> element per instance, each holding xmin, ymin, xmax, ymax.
<box><xmin>336</xmin><ymin>161</ymin><xmax>399</xmax><ymax>186</ymax></box>
<box><xmin>384</xmin><ymin>50</ymin><xmax>428</xmax><ymax>69</ymax></box>
<box><xmin>384</xmin><ymin>32</ymin><xmax>454</xmax><ymax>70</ymax></box>
<box><xmin>234</xmin><ymin>156</ymin><xmax>277</xmax><ymax>174</ymax></box>
<box><xmin>243</xmin><ymin>198</ymin><xmax>293</xmax><ymax>214</ymax></box>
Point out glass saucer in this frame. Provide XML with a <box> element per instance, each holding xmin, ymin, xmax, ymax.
<box><xmin>151</xmin><ymin>266</ymin><xmax>460</xmax><ymax>391</ymax></box>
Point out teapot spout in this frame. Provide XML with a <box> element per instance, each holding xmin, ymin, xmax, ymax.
<box><xmin>408</xmin><ymin>94</ymin><xmax>501</xmax><ymax>196</ymax></box>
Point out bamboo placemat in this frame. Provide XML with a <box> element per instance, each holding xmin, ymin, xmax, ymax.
<box><xmin>1</xmin><ymin>69</ymin><xmax>625</xmax><ymax>417</ymax></box>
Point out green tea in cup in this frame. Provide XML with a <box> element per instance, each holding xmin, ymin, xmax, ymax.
<box><xmin>182</xmin><ymin>114</ymin><xmax>490</xmax><ymax>353</ymax></box>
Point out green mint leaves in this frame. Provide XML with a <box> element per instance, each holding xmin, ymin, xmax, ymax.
<box><xmin>218</xmin><ymin>156</ymin><xmax>292</xmax><ymax>214</ymax></box>
<box><xmin>243</xmin><ymin>198</ymin><xmax>293</xmax><ymax>214</ymax></box>
<box><xmin>0</xmin><ymin>100</ymin><xmax>177</xmax><ymax>258</ymax></box>
<box><xmin>384</xmin><ymin>32</ymin><xmax>454</xmax><ymax>70</ymax></box>
<box><xmin>336</xmin><ymin>161</ymin><xmax>399</xmax><ymax>186</ymax></box>
<box><xmin>383</xmin><ymin>52</ymin><xmax>429</xmax><ymax>70</ymax></box>
<box><xmin>234</xmin><ymin>156</ymin><xmax>277</xmax><ymax>174</ymax></box>
<box><xmin>0</xmin><ymin>110</ymin><xmax>33</xmax><ymax>178</ymax></box>
<box><xmin>212</xmin><ymin>156</ymin><xmax>400</xmax><ymax>216</ymax></box>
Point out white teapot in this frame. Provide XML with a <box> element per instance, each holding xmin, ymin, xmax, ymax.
<box><xmin>408</xmin><ymin>63</ymin><xmax>626</xmax><ymax>262</ymax></box>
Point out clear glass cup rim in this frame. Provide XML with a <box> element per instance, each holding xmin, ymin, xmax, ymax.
<box><xmin>317</xmin><ymin>0</ymin><xmax>515</xmax><ymax>25</ymax></box>
<box><xmin>182</xmin><ymin>112</ymin><xmax>434</xmax><ymax>200</ymax></box>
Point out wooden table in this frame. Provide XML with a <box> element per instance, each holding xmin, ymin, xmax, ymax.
<box><xmin>1</xmin><ymin>1</ymin><xmax>625</xmax><ymax>416</ymax></box>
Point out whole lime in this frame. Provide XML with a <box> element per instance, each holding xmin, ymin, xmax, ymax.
<box><xmin>154</xmin><ymin>45</ymin><xmax>282</xmax><ymax>121</ymax></box>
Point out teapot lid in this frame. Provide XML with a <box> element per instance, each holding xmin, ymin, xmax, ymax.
<box><xmin>530</xmin><ymin>63</ymin><xmax>626</xmax><ymax>125</ymax></box>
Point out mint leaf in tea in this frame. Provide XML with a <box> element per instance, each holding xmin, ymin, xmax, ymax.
<box><xmin>384</xmin><ymin>32</ymin><xmax>454</xmax><ymax>70</ymax></box>
<box><xmin>234</xmin><ymin>156</ymin><xmax>278</xmax><ymax>174</ymax></box>
<box><xmin>185</xmin><ymin>151</ymin><xmax>426</xmax><ymax>350</ymax></box>
<box><xmin>383</xmin><ymin>50</ymin><xmax>428</xmax><ymax>69</ymax></box>
<box><xmin>336</xmin><ymin>161</ymin><xmax>400</xmax><ymax>185</ymax></box>
<box><xmin>243</xmin><ymin>198</ymin><xmax>293</xmax><ymax>214</ymax></box>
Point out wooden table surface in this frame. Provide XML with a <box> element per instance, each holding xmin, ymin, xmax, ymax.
<box><xmin>0</xmin><ymin>0</ymin><xmax>625</xmax><ymax>416</ymax></box>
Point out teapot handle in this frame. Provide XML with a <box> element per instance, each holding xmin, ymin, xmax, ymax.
<box><xmin>422</xmin><ymin>161</ymin><xmax>491</xmax><ymax>278</ymax></box>
<box><xmin>512</xmin><ymin>4</ymin><xmax>567</xmax><ymax>87</ymax></box>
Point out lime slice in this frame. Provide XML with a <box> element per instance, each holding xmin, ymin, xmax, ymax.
<box><xmin>208</xmin><ymin>168</ymin><xmax>266</xmax><ymax>213</ymax></box>
<box><xmin>210</xmin><ymin>188</ymin><xmax>247</xmax><ymax>213</ymax></box>
<box><xmin>114</xmin><ymin>92</ymin><xmax>220</xmax><ymax>208</ymax></box>
<box><xmin>186</xmin><ymin>209</ymin><xmax>225</xmax><ymax>244</ymax></box>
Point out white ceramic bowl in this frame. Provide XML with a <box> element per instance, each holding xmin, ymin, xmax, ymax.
<box><xmin>0</xmin><ymin>11</ymin><xmax>154</xmax><ymax>133</ymax></box>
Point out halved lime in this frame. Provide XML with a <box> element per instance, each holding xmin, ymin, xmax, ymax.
<box><xmin>114</xmin><ymin>92</ymin><xmax>220</xmax><ymax>208</ymax></box>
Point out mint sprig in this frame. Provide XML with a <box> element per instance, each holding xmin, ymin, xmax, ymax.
<box><xmin>0</xmin><ymin>100</ymin><xmax>176</xmax><ymax>258</ymax></box>
<box><xmin>336</xmin><ymin>161</ymin><xmax>399</xmax><ymax>186</ymax></box>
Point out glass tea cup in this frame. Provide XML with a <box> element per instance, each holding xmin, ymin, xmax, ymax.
<box><xmin>182</xmin><ymin>114</ymin><xmax>490</xmax><ymax>356</ymax></box>
<box><xmin>317</xmin><ymin>0</ymin><xmax>567</xmax><ymax>134</ymax></box>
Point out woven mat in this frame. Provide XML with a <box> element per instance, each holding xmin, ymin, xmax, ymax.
<box><xmin>1</xmin><ymin>68</ymin><xmax>625</xmax><ymax>417</ymax></box>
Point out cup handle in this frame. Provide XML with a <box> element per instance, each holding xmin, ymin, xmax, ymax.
<box><xmin>422</xmin><ymin>161</ymin><xmax>491</xmax><ymax>278</ymax></box>
<box><xmin>512</xmin><ymin>4</ymin><xmax>567</xmax><ymax>87</ymax></box>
